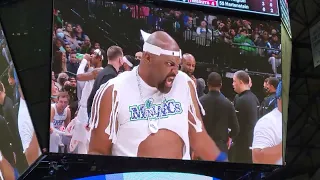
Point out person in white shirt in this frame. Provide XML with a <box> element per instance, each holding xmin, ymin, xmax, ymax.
<box><xmin>88</xmin><ymin>31</ymin><xmax>225</xmax><ymax>161</ymax></box>
<box><xmin>70</xmin><ymin>50</ymin><xmax>103</xmax><ymax>153</ymax></box>
<box><xmin>50</xmin><ymin>92</ymin><xmax>71</xmax><ymax>153</ymax></box>
<box><xmin>252</xmin><ymin>81</ymin><xmax>283</xmax><ymax>165</ymax></box>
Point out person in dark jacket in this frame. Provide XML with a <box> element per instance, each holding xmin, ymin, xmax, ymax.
<box><xmin>0</xmin><ymin>115</ymin><xmax>20</xmax><ymax>179</ymax></box>
<box><xmin>87</xmin><ymin>46</ymin><xmax>123</xmax><ymax>120</ymax></box>
<box><xmin>231</xmin><ymin>70</ymin><xmax>260</xmax><ymax>163</ymax></box>
<box><xmin>259</xmin><ymin>77</ymin><xmax>279</xmax><ymax>118</ymax></box>
<box><xmin>200</xmin><ymin>72</ymin><xmax>240</xmax><ymax>158</ymax></box>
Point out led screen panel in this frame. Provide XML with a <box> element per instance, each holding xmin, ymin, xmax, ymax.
<box><xmin>166</xmin><ymin>0</ymin><xmax>280</xmax><ymax>16</ymax></box>
<box><xmin>51</xmin><ymin>0</ymin><xmax>283</xmax><ymax>165</ymax></box>
<box><xmin>74</xmin><ymin>172</ymin><xmax>220</xmax><ymax>180</ymax></box>
<box><xmin>279</xmin><ymin>0</ymin><xmax>291</xmax><ymax>38</ymax></box>
<box><xmin>0</xmin><ymin>26</ymin><xmax>42</xmax><ymax>179</ymax></box>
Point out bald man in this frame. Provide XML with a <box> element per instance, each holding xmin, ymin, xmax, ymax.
<box><xmin>181</xmin><ymin>53</ymin><xmax>196</xmax><ymax>82</ymax></box>
<box><xmin>180</xmin><ymin>53</ymin><xmax>206</xmax><ymax>97</ymax></box>
<box><xmin>88</xmin><ymin>31</ymin><xmax>225</xmax><ymax>161</ymax></box>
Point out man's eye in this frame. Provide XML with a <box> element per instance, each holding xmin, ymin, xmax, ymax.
<box><xmin>167</xmin><ymin>62</ymin><xmax>173</xmax><ymax>66</ymax></box>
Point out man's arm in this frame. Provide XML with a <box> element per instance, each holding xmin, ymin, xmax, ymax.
<box><xmin>252</xmin><ymin>124</ymin><xmax>282</xmax><ymax>164</ymax></box>
<box><xmin>88</xmin><ymin>85</ymin><xmax>114</xmax><ymax>155</ymax></box>
<box><xmin>187</xmin><ymin>81</ymin><xmax>221</xmax><ymax>161</ymax></box>
<box><xmin>252</xmin><ymin>143</ymin><xmax>282</xmax><ymax>164</ymax></box>
<box><xmin>76</xmin><ymin>58</ymin><xmax>88</xmax><ymax>75</ymax></box>
<box><xmin>24</xmin><ymin>133</ymin><xmax>40</xmax><ymax>165</ymax></box>
<box><xmin>77</xmin><ymin>68</ymin><xmax>102</xmax><ymax>81</ymax></box>
<box><xmin>65</xmin><ymin>108</ymin><xmax>71</xmax><ymax>127</ymax></box>
<box><xmin>50</xmin><ymin>107</ymin><xmax>55</xmax><ymax>133</ymax></box>
<box><xmin>0</xmin><ymin>155</ymin><xmax>15</xmax><ymax>180</ymax></box>
<box><xmin>228</xmin><ymin>103</ymin><xmax>240</xmax><ymax>139</ymax></box>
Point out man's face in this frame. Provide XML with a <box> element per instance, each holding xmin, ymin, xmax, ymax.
<box><xmin>91</xmin><ymin>53</ymin><xmax>101</xmax><ymax>66</ymax></box>
<box><xmin>94</xmin><ymin>43</ymin><xmax>100</xmax><ymax>49</ymax></box>
<box><xmin>232</xmin><ymin>76</ymin><xmax>242</xmax><ymax>94</ymax></box>
<box><xmin>69</xmin><ymin>78</ymin><xmax>77</xmax><ymax>87</ymax></box>
<box><xmin>70</xmin><ymin>54</ymin><xmax>77</xmax><ymax>63</ymax></box>
<box><xmin>230</xmin><ymin>29</ymin><xmax>236</xmax><ymax>36</ymax></box>
<box><xmin>272</xmin><ymin>35</ymin><xmax>278</xmax><ymax>42</ymax></box>
<box><xmin>56</xmin><ymin>40</ymin><xmax>62</xmax><ymax>48</ymax></box>
<box><xmin>57</xmin><ymin>97</ymin><xmax>69</xmax><ymax>110</ymax></box>
<box><xmin>76</xmin><ymin>25</ymin><xmax>83</xmax><ymax>33</ymax></box>
<box><xmin>147</xmin><ymin>53</ymin><xmax>180</xmax><ymax>94</ymax></box>
<box><xmin>123</xmin><ymin>63</ymin><xmax>132</xmax><ymax>71</ymax></box>
<box><xmin>267</xmin><ymin>82</ymin><xmax>276</xmax><ymax>93</ymax></box>
<box><xmin>181</xmin><ymin>58</ymin><xmax>196</xmax><ymax>76</ymax></box>
<box><xmin>135</xmin><ymin>52</ymin><xmax>142</xmax><ymax>61</ymax></box>
<box><xmin>263</xmin><ymin>82</ymin><xmax>269</xmax><ymax>94</ymax></box>
<box><xmin>200</xmin><ymin>21</ymin><xmax>207</xmax><ymax>27</ymax></box>
<box><xmin>187</xmin><ymin>17</ymin><xmax>193</xmax><ymax>26</ymax></box>
<box><xmin>65</xmin><ymin>45</ymin><xmax>72</xmax><ymax>53</ymax></box>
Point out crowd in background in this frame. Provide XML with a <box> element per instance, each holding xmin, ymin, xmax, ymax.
<box><xmin>50</xmin><ymin>0</ymin><xmax>282</xmax><ymax>165</ymax></box>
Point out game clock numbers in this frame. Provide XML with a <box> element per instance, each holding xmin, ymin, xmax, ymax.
<box><xmin>168</xmin><ymin>0</ymin><xmax>279</xmax><ymax>16</ymax></box>
<box><xmin>261</xmin><ymin>0</ymin><xmax>275</xmax><ymax>14</ymax></box>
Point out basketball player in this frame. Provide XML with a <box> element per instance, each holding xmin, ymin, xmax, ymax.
<box><xmin>252</xmin><ymin>81</ymin><xmax>283</xmax><ymax>165</ymax></box>
<box><xmin>88</xmin><ymin>31</ymin><xmax>225</xmax><ymax>161</ymax></box>
<box><xmin>50</xmin><ymin>92</ymin><xmax>71</xmax><ymax>153</ymax></box>
<box><xmin>122</xmin><ymin>55</ymin><xmax>137</xmax><ymax>71</ymax></box>
<box><xmin>71</xmin><ymin>50</ymin><xmax>103</xmax><ymax>153</ymax></box>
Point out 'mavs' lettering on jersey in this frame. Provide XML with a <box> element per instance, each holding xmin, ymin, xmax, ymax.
<box><xmin>53</xmin><ymin>120</ymin><xmax>64</xmax><ymax>127</ymax></box>
<box><xmin>129</xmin><ymin>99</ymin><xmax>183</xmax><ymax>121</ymax></box>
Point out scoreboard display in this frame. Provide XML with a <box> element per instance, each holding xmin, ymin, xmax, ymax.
<box><xmin>167</xmin><ymin>0</ymin><xmax>279</xmax><ymax>16</ymax></box>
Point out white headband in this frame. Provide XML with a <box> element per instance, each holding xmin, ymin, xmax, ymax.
<box><xmin>143</xmin><ymin>42</ymin><xmax>182</xmax><ymax>58</ymax></box>
<box><xmin>123</xmin><ymin>57</ymin><xmax>133</xmax><ymax>67</ymax></box>
<box><xmin>94</xmin><ymin>49</ymin><xmax>104</xmax><ymax>60</ymax></box>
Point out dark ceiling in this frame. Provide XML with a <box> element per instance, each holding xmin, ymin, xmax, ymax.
<box><xmin>271</xmin><ymin>0</ymin><xmax>320</xmax><ymax>179</ymax></box>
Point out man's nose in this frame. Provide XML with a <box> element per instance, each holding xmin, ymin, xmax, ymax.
<box><xmin>172</xmin><ymin>66</ymin><xmax>179</xmax><ymax>75</ymax></box>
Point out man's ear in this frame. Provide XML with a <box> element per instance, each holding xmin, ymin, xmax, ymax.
<box><xmin>143</xmin><ymin>52</ymin><xmax>152</xmax><ymax>63</ymax></box>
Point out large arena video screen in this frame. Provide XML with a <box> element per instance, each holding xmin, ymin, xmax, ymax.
<box><xmin>0</xmin><ymin>28</ymin><xmax>42</xmax><ymax>179</ymax></box>
<box><xmin>51</xmin><ymin>0</ymin><xmax>283</xmax><ymax>165</ymax></box>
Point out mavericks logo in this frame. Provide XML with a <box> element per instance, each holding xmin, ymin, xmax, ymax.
<box><xmin>129</xmin><ymin>98</ymin><xmax>183</xmax><ymax>121</ymax></box>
